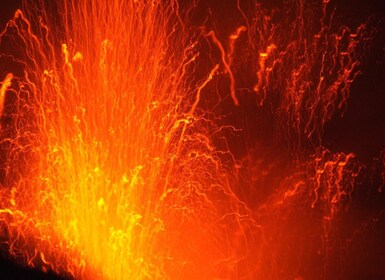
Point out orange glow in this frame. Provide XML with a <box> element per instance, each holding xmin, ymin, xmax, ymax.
<box><xmin>0</xmin><ymin>1</ymin><xmax>253</xmax><ymax>278</ymax></box>
<box><xmin>0</xmin><ymin>0</ymin><xmax>383</xmax><ymax>279</ymax></box>
<box><xmin>0</xmin><ymin>73</ymin><xmax>12</xmax><ymax>119</ymax></box>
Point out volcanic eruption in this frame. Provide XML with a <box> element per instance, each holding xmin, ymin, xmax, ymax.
<box><xmin>0</xmin><ymin>0</ymin><xmax>384</xmax><ymax>279</ymax></box>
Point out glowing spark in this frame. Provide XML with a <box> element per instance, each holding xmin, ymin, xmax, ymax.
<box><xmin>0</xmin><ymin>73</ymin><xmax>13</xmax><ymax>119</ymax></box>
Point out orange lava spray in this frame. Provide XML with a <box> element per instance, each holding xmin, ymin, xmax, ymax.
<box><xmin>0</xmin><ymin>1</ymin><xmax>253</xmax><ymax>279</ymax></box>
<box><xmin>0</xmin><ymin>0</ymin><xmax>383</xmax><ymax>279</ymax></box>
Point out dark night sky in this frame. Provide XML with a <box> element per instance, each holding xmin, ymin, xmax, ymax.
<box><xmin>0</xmin><ymin>0</ymin><xmax>384</xmax><ymax>279</ymax></box>
<box><xmin>322</xmin><ymin>0</ymin><xmax>385</xmax><ymax>162</ymax></box>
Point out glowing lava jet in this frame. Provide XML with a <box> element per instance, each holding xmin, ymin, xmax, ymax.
<box><xmin>0</xmin><ymin>0</ymin><xmax>383</xmax><ymax>279</ymax></box>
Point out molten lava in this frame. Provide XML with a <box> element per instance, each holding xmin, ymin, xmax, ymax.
<box><xmin>0</xmin><ymin>0</ymin><xmax>384</xmax><ymax>279</ymax></box>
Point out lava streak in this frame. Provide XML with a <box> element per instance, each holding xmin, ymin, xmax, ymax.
<box><xmin>0</xmin><ymin>0</ymin><xmax>382</xmax><ymax>279</ymax></box>
<box><xmin>0</xmin><ymin>1</ymin><xmax>252</xmax><ymax>279</ymax></box>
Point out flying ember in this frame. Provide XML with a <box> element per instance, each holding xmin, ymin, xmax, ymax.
<box><xmin>0</xmin><ymin>0</ymin><xmax>384</xmax><ymax>279</ymax></box>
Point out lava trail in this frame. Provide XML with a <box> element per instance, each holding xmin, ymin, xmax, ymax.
<box><xmin>0</xmin><ymin>0</ymin><xmax>384</xmax><ymax>279</ymax></box>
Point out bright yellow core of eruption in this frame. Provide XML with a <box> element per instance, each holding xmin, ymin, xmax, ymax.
<box><xmin>0</xmin><ymin>1</ymin><xmax>250</xmax><ymax>279</ymax></box>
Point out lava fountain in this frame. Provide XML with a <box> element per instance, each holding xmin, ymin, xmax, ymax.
<box><xmin>0</xmin><ymin>0</ymin><xmax>384</xmax><ymax>279</ymax></box>
<box><xmin>0</xmin><ymin>0</ymin><xmax>254</xmax><ymax>278</ymax></box>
